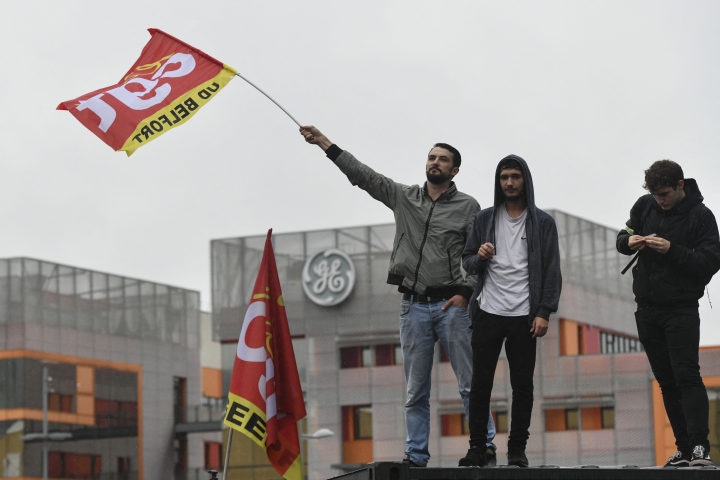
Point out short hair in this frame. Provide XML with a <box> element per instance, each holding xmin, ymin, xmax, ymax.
<box><xmin>431</xmin><ymin>143</ymin><xmax>461</xmax><ymax>168</ymax></box>
<box><xmin>643</xmin><ymin>160</ymin><xmax>684</xmax><ymax>192</ymax></box>
<box><xmin>499</xmin><ymin>158</ymin><xmax>522</xmax><ymax>172</ymax></box>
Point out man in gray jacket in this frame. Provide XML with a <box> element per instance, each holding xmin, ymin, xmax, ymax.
<box><xmin>300</xmin><ymin>126</ymin><xmax>496</xmax><ymax>467</ymax></box>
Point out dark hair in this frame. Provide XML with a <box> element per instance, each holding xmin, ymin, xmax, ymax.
<box><xmin>431</xmin><ymin>143</ymin><xmax>461</xmax><ymax>168</ymax></box>
<box><xmin>499</xmin><ymin>158</ymin><xmax>522</xmax><ymax>172</ymax></box>
<box><xmin>643</xmin><ymin>160</ymin><xmax>684</xmax><ymax>192</ymax></box>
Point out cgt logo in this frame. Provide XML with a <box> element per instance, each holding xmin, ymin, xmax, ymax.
<box><xmin>77</xmin><ymin>53</ymin><xmax>196</xmax><ymax>133</ymax></box>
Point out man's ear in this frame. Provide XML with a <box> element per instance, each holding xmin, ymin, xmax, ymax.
<box><xmin>677</xmin><ymin>179</ymin><xmax>685</xmax><ymax>191</ymax></box>
<box><xmin>452</xmin><ymin>167</ymin><xmax>460</xmax><ymax>177</ymax></box>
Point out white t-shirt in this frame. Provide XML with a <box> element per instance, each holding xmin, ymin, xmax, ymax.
<box><xmin>478</xmin><ymin>203</ymin><xmax>530</xmax><ymax>316</ymax></box>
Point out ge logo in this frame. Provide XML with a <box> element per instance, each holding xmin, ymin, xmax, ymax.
<box><xmin>302</xmin><ymin>249</ymin><xmax>356</xmax><ymax>306</ymax></box>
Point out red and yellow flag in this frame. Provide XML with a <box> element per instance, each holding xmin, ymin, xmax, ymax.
<box><xmin>224</xmin><ymin>230</ymin><xmax>306</xmax><ymax>480</ymax></box>
<box><xmin>57</xmin><ymin>29</ymin><xmax>236</xmax><ymax>156</ymax></box>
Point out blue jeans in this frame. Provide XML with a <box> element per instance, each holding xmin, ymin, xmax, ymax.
<box><xmin>400</xmin><ymin>298</ymin><xmax>496</xmax><ymax>466</ymax></box>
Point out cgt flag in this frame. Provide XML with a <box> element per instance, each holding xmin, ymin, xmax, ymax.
<box><xmin>224</xmin><ymin>229</ymin><xmax>306</xmax><ymax>480</ymax></box>
<box><xmin>58</xmin><ymin>29</ymin><xmax>236</xmax><ymax>156</ymax></box>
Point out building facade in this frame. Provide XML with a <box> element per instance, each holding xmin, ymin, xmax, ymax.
<box><xmin>212</xmin><ymin>212</ymin><xmax>720</xmax><ymax>480</ymax></box>
<box><xmin>0</xmin><ymin>258</ymin><xmax>222</xmax><ymax>480</ymax></box>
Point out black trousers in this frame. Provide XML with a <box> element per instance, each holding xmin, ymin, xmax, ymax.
<box><xmin>468</xmin><ymin>309</ymin><xmax>537</xmax><ymax>450</ymax></box>
<box><xmin>635</xmin><ymin>305</ymin><xmax>710</xmax><ymax>452</ymax></box>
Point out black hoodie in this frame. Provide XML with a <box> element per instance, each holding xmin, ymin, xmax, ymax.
<box><xmin>616</xmin><ymin>178</ymin><xmax>720</xmax><ymax>308</ymax></box>
<box><xmin>462</xmin><ymin>155</ymin><xmax>562</xmax><ymax>324</ymax></box>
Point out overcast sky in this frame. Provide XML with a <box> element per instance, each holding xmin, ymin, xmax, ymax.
<box><xmin>2</xmin><ymin>1</ymin><xmax>720</xmax><ymax>344</ymax></box>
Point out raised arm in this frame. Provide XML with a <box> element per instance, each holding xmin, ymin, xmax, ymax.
<box><xmin>300</xmin><ymin>125</ymin><xmax>401</xmax><ymax>209</ymax></box>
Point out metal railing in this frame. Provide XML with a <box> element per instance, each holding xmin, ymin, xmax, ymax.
<box><xmin>175</xmin><ymin>405</ymin><xmax>226</xmax><ymax>424</ymax></box>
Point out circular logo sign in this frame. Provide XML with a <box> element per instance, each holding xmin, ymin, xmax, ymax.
<box><xmin>302</xmin><ymin>249</ymin><xmax>356</xmax><ymax>306</ymax></box>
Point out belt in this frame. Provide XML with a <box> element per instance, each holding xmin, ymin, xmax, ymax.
<box><xmin>402</xmin><ymin>293</ymin><xmax>447</xmax><ymax>304</ymax></box>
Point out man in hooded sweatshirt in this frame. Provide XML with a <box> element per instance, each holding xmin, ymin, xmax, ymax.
<box><xmin>616</xmin><ymin>160</ymin><xmax>720</xmax><ymax>467</ymax></box>
<box><xmin>459</xmin><ymin>155</ymin><xmax>562</xmax><ymax>467</ymax></box>
<box><xmin>298</xmin><ymin>125</ymin><xmax>497</xmax><ymax>467</ymax></box>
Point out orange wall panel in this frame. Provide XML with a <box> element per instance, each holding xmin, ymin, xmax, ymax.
<box><xmin>202</xmin><ymin>367</ymin><xmax>223</xmax><ymax>398</ymax></box>
<box><xmin>76</xmin><ymin>366</ymin><xmax>94</xmax><ymax>395</ymax></box>
<box><xmin>343</xmin><ymin>439</ymin><xmax>373</xmax><ymax>464</ymax></box>
<box><xmin>581</xmin><ymin>407</ymin><xmax>602</xmax><ymax>430</ymax></box>
<box><xmin>545</xmin><ymin>409</ymin><xmax>566</xmax><ymax>431</ymax></box>
<box><xmin>559</xmin><ymin>319</ymin><xmax>579</xmax><ymax>356</ymax></box>
<box><xmin>76</xmin><ymin>394</ymin><xmax>95</xmax><ymax>418</ymax></box>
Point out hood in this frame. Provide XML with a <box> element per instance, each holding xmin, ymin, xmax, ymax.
<box><xmin>672</xmin><ymin>178</ymin><xmax>703</xmax><ymax>215</ymax></box>
<box><xmin>494</xmin><ymin>154</ymin><xmax>536</xmax><ymax>212</ymax></box>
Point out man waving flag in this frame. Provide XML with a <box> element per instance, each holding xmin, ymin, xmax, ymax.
<box><xmin>224</xmin><ymin>229</ymin><xmax>306</xmax><ymax>480</ymax></box>
<box><xmin>58</xmin><ymin>29</ymin><xmax>237</xmax><ymax>156</ymax></box>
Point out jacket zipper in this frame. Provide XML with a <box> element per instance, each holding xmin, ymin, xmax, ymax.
<box><xmin>391</xmin><ymin>233</ymin><xmax>405</xmax><ymax>263</ymax></box>
<box><xmin>411</xmin><ymin>200</ymin><xmax>436</xmax><ymax>293</ymax></box>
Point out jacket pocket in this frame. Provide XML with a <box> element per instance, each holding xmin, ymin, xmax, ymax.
<box><xmin>447</xmin><ymin>248</ymin><xmax>454</xmax><ymax>281</ymax></box>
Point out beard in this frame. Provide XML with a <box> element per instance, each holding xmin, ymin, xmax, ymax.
<box><xmin>426</xmin><ymin>168</ymin><xmax>452</xmax><ymax>185</ymax></box>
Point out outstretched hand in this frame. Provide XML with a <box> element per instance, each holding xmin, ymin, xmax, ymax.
<box><xmin>300</xmin><ymin>125</ymin><xmax>332</xmax><ymax>151</ymax></box>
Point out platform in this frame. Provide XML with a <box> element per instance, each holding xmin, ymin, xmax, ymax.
<box><xmin>329</xmin><ymin>462</ymin><xmax>720</xmax><ymax>480</ymax></box>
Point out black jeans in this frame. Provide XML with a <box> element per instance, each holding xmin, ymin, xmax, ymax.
<box><xmin>635</xmin><ymin>305</ymin><xmax>710</xmax><ymax>452</ymax></box>
<box><xmin>468</xmin><ymin>309</ymin><xmax>537</xmax><ymax>450</ymax></box>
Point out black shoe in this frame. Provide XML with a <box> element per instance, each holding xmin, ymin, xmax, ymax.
<box><xmin>664</xmin><ymin>450</ymin><xmax>691</xmax><ymax>467</ymax></box>
<box><xmin>507</xmin><ymin>449</ymin><xmax>529</xmax><ymax>467</ymax></box>
<box><xmin>402</xmin><ymin>455</ymin><xmax>425</xmax><ymax>467</ymax></box>
<box><xmin>485</xmin><ymin>447</ymin><xmax>497</xmax><ymax>466</ymax></box>
<box><xmin>459</xmin><ymin>446</ymin><xmax>487</xmax><ymax>467</ymax></box>
<box><xmin>689</xmin><ymin>445</ymin><xmax>713</xmax><ymax>467</ymax></box>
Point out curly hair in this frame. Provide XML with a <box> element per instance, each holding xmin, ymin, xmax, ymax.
<box><xmin>643</xmin><ymin>160</ymin><xmax>684</xmax><ymax>192</ymax></box>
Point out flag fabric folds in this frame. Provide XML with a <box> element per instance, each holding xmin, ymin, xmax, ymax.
<box><xmin>224</xmin><ymin>229</ymin><xmax>306</xmax><ymax>480</ymax></box>
<box><xmin>57</xmin><ymin>29</ymin><xmax>237</xmax><ymax>156</ymax></box>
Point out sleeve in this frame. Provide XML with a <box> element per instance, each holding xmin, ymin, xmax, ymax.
<box><xmin>458</xmin><ymin>203</ymin><xmax>481</xmax><ymax>300</ymax></box>
<box><xmin>536</xmin><ymin>216</ymin><xmax>562</xmax><ymax>321</ymax></box>
<box><xmin>665</xmin><ymin>207</ymin><xmax>720</xmax><ymax>283</ymax></box>
<box><xmin>462</xmin><ymin>211</ymin><xmax>489</xmax><ymax>277</ymax></box>
<box><xmin>328</xmin><ymin>146</ymin><xmax>401</xmax><ymax>210</ymax></box>
<box><xmin>616</xmin><ymin>197</ymin><xmax>645</xmax><ymax>256</ymax></box>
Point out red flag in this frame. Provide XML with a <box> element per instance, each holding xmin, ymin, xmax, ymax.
<box><xmin>224</xmin><ymin>229</ymin><xmax>306</xmax><ymax>480</ymax></box>
<box><xmin>58</xmin><ymin>29</ymin><xmax>237</xmax><ymax>156</ymax></box>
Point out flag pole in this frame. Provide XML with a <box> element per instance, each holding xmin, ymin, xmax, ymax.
<box><xmin>222</xmin><ymin>429</ymin><xmax>234</xmax><ymax>480</ymax></box>
<box><xmin>235</xmin><ymin>73</ymin><xmax>301</xmax><ymax>127</ymax></box>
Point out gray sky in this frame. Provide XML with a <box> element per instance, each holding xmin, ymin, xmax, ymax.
<box><xmin>3</xmin><ymin>1</ymin><xmax>720</xmax><ymax>344</ymax></box>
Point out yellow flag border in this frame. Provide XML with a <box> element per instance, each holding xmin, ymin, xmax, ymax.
<box><xmin>120</xmin><ymin>64</ymin><xmax>237</xmax><ymax>156</ymax></box>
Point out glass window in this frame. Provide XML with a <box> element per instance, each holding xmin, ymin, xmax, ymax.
<box><xmin>340</xmin><ymin>347</ymin><xmax>361</xmax><ymax>369</ymax></box>
<box><xmin>601</xmin><ymin>407</ymin><xmax>615</xmax><ymax>429</ymax></box>
<box><xmin>353</xmin><ymin>406</ymin><xmax>373</xmax><ymax>439</ymax></box>
<box><xmin>361</xmin><ymin>346</ymin><xmax>373</xmax><ymax>367</ymax></box>
<box><xmin>374</xmin><ymin>344</ymin><xmax>393</xmax><ymax>366</ymax></box>
<box><xmin>394</xmin><ymin>344</ymin><xmax>403</xmax><ymax>365</ymax></box>
<box><xmin>566</xmin><ymin>409</ymin><xmax>579</xmax><ymax>430</ymax></box>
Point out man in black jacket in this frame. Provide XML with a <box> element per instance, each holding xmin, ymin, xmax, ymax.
<box><xmin>459</xmin><ymin>155</ymin><xmax>562</xmax><ymax>467</ymax></box>
<box><xmin>617</xmin><ymin>160</ymin><xmax>720</xmax><ymax>467</ymax></box>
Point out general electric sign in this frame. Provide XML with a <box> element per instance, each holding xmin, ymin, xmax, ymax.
<box><xmin>302</xmin><ymin>249</ymin><xmax>356</xmax><ymax>306</ymax></box>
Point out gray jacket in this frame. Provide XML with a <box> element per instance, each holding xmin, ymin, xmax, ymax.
<box><xmin>327</xmin><ymin>145</ymin><xmax>480</xmax><ymax>298</ymax></box>
<box><xmin>462</xmin><ymin>154</ymin><xmax>562</xmax><ymax>323</ymax></box>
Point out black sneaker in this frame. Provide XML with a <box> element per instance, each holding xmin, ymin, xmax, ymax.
<box><xmin>507</xmin><ymin>449</ymin><xmax>529</xmax><ymax>467</ymax></box>
<box><xmin>458</xmin><ymin>446</ymin><xmax>487</xmax><ymax>467</ymax></box>
<box><xmin>485</xmin><ymin>447</ymin><xmax>497</xmax><ymax>466</ymax></box>
<box><xmin>664</xmin><ymin>450</ymin><xmax>691</xmax><ymax>467</ymax></box>
<box><xmin>402</xmin><ymin>455</ymin><xmax>424</xmax><ymax>467</ymax></box>
<box><xmin>689</xmin><ymin>445</ymin><xmax>713</xmax><ymax>467</ymax></box>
